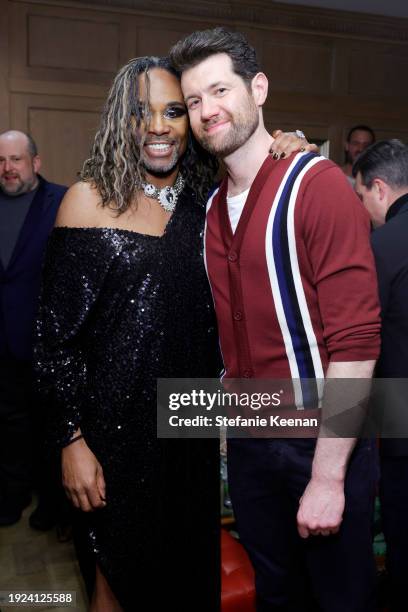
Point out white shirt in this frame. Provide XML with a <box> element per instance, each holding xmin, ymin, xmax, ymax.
<box><xmin>227</xmin><ymin>188</ymin><xmax>250</xmax><ymax>234</ymax></box>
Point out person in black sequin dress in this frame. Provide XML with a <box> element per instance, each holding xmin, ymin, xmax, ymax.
<box><xmin>35</xmin><ymin>57</ymin><xmax>220</xmax><ymax>611</ymax></box>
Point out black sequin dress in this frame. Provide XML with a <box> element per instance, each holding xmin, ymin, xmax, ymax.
<box><xmin>35</xmin><ymin>188</ymin><xmax>220</xmax><ymax>610</ymax></box>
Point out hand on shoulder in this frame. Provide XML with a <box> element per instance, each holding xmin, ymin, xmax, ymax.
<box><xmin>55</xmin><ymin>181</ymin><xmax>103</xmax><ymax>228</ymax></box>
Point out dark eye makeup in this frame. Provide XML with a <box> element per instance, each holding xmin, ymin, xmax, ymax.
<box><xmin>136</xmin><ymin>102</ymin><xmax>187</xmax><ymax>121</ymax></box>
<box><xmin>163</xmin><ymin>106</ymin><xmax>187</xmax><ymax>119</ymax></box>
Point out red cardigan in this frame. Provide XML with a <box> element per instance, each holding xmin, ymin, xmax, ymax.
<box><xmin>204</xmin><ymin>152</ymin><xmax>381</xmax><ymax>390</ymax></box>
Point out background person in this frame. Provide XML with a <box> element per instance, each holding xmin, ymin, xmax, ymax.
<box><xmin>0</xmin><ymin>130</ymin><xmax>66</xmax><ymax>528</ymax></box>
<box><xmin>353</xmin><ymin>139</ymin><xmax>408</xmax><ymax>612</ymax></box>
<box><xmin>342</xmin><ymin>124</ymin><xmax>375</xmax><ymax>185</ymax></box>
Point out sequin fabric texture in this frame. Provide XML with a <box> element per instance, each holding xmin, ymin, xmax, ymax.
<box><xmin>35</xmin><ymin>188</ymin><xmax>220</xmax><ymax>609</ymax></box>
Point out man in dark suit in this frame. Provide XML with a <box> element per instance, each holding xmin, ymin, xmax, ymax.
<box><xmin>0</xmin><ymin>130</ymin><xmax>67</xmax><ymax>526</ymax></box>
<box><xmin>353</xmin><ymin>139</ymin><xmax>408</xmax><ymax>612</ymax></box>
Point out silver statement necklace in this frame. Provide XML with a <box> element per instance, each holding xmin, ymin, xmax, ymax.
<box><xmin>142</xmin><ymin>173</ymin><xmax>185</xmax><ymax>212</ymax></box>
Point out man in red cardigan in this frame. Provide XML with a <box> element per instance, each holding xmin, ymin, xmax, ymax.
<box><xmin>171</xmin><ymin>28</ymin><xmax>381</xmax><ymax>612</ymax></box>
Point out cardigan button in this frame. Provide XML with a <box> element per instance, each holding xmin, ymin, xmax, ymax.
<box><xmin>233</xmin><ymin>311</ymin><xmax>243</xmax><ymax>321</ymax></box>
<box><xmin>228</xmin><ymin>251</ymin><xmax>238</xmax><ymax>262</ymax></box>
<box><xmin>243</xmin><ymin>369</ymin><xmax>253</xmax><ymax>378</ymax></box>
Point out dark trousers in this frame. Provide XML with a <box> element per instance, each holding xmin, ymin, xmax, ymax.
<box><xmin>379</xmin><ymin>455</ymin><xmax>408</xmax><ymax>612</ymax></box>
<box><xmin>0</xmin><ymin>358</ymin><xmax>65</xmax><ymax>515</ymax></box>
<box><xmin>0</xmin><ymin>359</ymin><xmax>33</xmax><ymax>502</ymax></box>
<box><xmin>227</xmin><ymin>438</ymin><xmax>378</xmax><ymax>612</ymax></box>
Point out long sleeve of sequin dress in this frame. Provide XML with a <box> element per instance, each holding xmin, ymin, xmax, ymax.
<box><xmin>35</xmin><ymin>228</ymin><xmax>117</xmax><ymax>447</ymax></box>
<box><xmin>35</xmin><ymin>228</ymin><xmax>116</xmax><ymax>447</ymax></box>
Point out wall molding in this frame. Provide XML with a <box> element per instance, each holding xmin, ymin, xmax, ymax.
<box><xmin>9</xmin><ymin>78</ymin><xmax>108</xmax><ymax>98</ymax></box>
<box><xmin>13</xmin><ymin>0</ymin><xmax>408</xmax><ymax>44</ymax></box>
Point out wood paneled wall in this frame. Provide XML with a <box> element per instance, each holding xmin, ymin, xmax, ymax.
<box><xmin>2</xmin><ymin>0</ymin><xmax>408</xmax><ymax>186</ymax></box>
